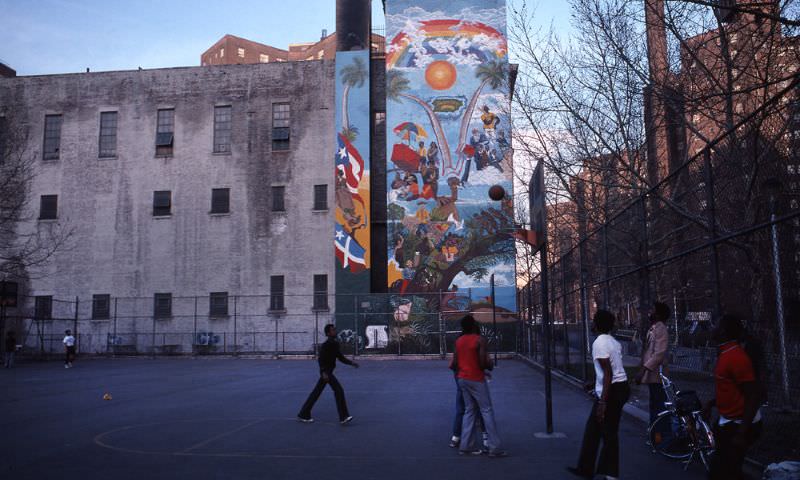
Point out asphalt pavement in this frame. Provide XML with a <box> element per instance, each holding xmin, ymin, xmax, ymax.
<box><xmin>0</xmin><ymin>357</ymin><xmax>713</xmax><ymax>480</ymax></box>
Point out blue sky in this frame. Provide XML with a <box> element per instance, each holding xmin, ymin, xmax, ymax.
<box><xmin>0</xmin><ymin>0</ymin><xmax>571</xmax><ymax>76</ymax></box>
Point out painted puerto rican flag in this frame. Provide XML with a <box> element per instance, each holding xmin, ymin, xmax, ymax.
<box><xmin>336</xmin><ymin>133</ymin><xmax>364</xmax><ymax>195</ymax></box>
<box><xmin>335</xmin><ymin>223</ymin><xmax>367</xmax><ymax>273</ymax></box>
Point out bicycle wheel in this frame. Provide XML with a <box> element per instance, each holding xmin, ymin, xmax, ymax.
<box><xmin>649</xmin><ymin>412</ymin><xmax>692</xmax><ymax>459</ymax></box>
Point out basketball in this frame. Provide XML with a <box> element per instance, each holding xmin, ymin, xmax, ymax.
<box><xmin>488</xmin><ymin>185</ymin><xmax>506</xmax><ymax>201</ymax></box>
<box><xmin>103</xmin><ymin>393</ymin><xmax>112</xmax><ymax>401</ymax></box>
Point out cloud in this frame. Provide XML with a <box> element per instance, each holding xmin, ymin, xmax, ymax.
<box><xmin>463</xmin><ymin>167</ymin><xmax>507</xmax><ymax>186</ymax></box>
<box><xmin>452</xmin><ymin>262</ymin><xmax>516</xmax><ymax>288</ymax></box>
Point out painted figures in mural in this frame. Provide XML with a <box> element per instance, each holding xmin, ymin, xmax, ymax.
<box><xmin>335</xmin><ymin>53</ymin><xmax>371</xmax><ymax>277</ymax></box>
<box><xmin>384</xmin><ymin>0</ymin><xmax>516</xmax><ymax>335</ymax></box>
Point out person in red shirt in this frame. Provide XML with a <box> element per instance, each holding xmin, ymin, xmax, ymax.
<box><xmin>705</xmin><ymin>314</ymin><xmax>763</xmax><ymax>480</ymax></box>
<box><xmin>451</xmin><ymin>315</ymin><xmax>507</xmax><ymax>457</ymax></box>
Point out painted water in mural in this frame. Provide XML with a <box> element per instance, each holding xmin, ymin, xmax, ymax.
<box><xmin>384</xmin><ymin>0</ymin><xmax>517</xmax><ymax>334</ymax></box>
<box><xmin>335</xmin><ymin>51</ymin><xmax>371</xmax><ymax>295</ymax></box>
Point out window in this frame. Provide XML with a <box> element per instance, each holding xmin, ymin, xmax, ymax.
<box><xmin>270</xmin><ymin>275</ymin><xmax>285</xmax><ymax>311</ymax></box>
<box><xmin>39</xmin><ymin>195</ymin><xmax>58</xmax><ymax>220</ymax></box>
<box><xmin>211</xmin><ymin>188</ymin><xmax>230</xmax><ymax>214</ymax></box>
<box><xmin>220</xmin><ymin>48</ymin><xmax>224</xmax><ymax>57</ymax></box>
<box><xmin>155</xmin><ymin>109</ymin><xmax>174</xmax><ymax>156</ymax></box>
<box><xmin>237</xmin><ymin>47</ymin><xmax>245</xmax><ymax>58</ymax></box>
<box><xmin>213</xmin><ymin>106</ymin><xmax>231</xmax><ymax>153</ymax></box>
<box><xmin>35</xmin><ymin>295</ymin><xmax>52</xmax><ymax>320</ymax></box>
<box><xmin>209</xmin><ymin>292</ymin><xmax>228</xmax><ymax>316</ymax></box>
<box><xmin>313</xmin><ymin>184</ymin><xmax>327</xmax><ymax>210</ymax></box>
<box><xmin>272</xmin><ymin>186</ymin><xmax>285</xmax><ymax>212</ymax></box>
<box><xmin>272</xmin><ymin>103</ymin><xmax>290</xmax><ymax>151</ymax></box>
<box><xmin>99</xmin><ymin>111</ymin><xmax>117</xmax><ymax>158</ymax></box>
<box><xmin>313</xmin><ymin>274</ymin><xmax>328</xmax><ymax>310</ymax></box>
<box><xmin>43</xmin><ymin>114</ymin><xmax>62</xmax><ymax>160</ymax></box>
<box><xmin>154</xmin><ymin>293</ymin><xmax>172</xmax><ymax>318</ymax></box>
<box><xmin>153</xmin><ymin>190</ymin><xmax>171</xmax><ymax>216</ymax></box>
<box><xmin>92</xmin><ymin>294</ymin><xmax>110</xmax><ymax>320</ymax></box>
<box><xmin>373</xmin><ymin>111</ymin><xmax>386</xmax><ymax>135</ymax></box>
<box><xmin>259</xmin><ymin>54</ymin><xmax>269</xmax><ymax>63</ymax></box>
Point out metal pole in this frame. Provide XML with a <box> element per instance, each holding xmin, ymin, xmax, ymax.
<box><xmin>541</xmin><ymin>243</ymin><xmax>554</xmax><ymax>434</ymax></box>
<box><xmin>314</xmin><ymin>310</ymin><xmax>319</xmax><ymax>357</ymax></box>
<box><xmin>73</xmin><ymin>296</ymin><xmax>79</xmax><ymax>338</ymax></box>
<box><xmin>112</xmin><ymin>297</ymin><xmax>118</xmax><ymax>356</ymax></box>
<box><xmin>526</xmin><ymin>284</ymin><xmax>533</xmax><ymax>357</ymax></box>
<box><xmin>580</xmin><ymin>269</ymin><xmax>590</xmax><ymax>382</ymax></box>
<box><xmin>233</xmin><ymin>295</ymin><xmax>238</xmax><ymax>355</ymax></box>
<box><xmin>561</xmin><ymin>260</ymin><xmax>570</xmax><ymax>373</ymax></box>
<box><xmin>602</xmin><ymin>225</ymin><xmax>610</xmax><ymax>309</ymax></box>
<box><xmin>193</xmin><ymin>296</ymin><xmax>198</xmax><ymax>352</ymax></box>
<box><xmin>491</xmin><ymin>274</ymin><xmax>497</xmax><ymax>366</ymax></box>
<box><xmin>703</xmin><ymin>150</ymin><xmax>722</xmax><ymax>319</ymax></box>
<box><xmin>770</xmin><ymin>208</ymin><xmax>790</xmax><ymax>404</ymax></box>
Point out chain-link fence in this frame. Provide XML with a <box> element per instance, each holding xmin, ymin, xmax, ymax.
<box><xmin>518</xmin><ymin>140</ymin><xmax>800</xmax><ymax>465</ymax></box>
<box><xmin>0</xmin><ymin>291</ymin><xmax>519</xmax><ymax>359</ymax></box>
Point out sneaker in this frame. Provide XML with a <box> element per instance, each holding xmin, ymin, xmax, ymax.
<box><xmin>64</xmin><ymin>364</ymin><xmax>69</xmax><ymax>369</ymax></box>
<box><xmin>340</xmin><ymin>416</ymin><xmax>353</xmax><ymax>425</ymax></box>
<box><xmin>297</xmin><ymin>416</ymin><xmax>314</xmax><ymax>423</ymax></box>
<box><xmin>458</xmin><ymin>449</ymin><xmax>483</xmax><ymax>456</ymax></box>
<box><xmin>565</xmin><ymin>467</ymin><xmax>592</xmax><ymax>479</ymax></box>
<box><xmin>488</xmin><ymin>450</ymin><xmax>508</xmax><ymax>458</ymax></box>
<box><xmin>449</xmin><ymin>436</ymin><xmax>460</xmax><ymax>448</ymax></box>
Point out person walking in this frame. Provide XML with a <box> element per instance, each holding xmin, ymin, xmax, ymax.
<box><xmin>298</xmin><ymin>324</ymin><xmax>359</xmax><ymax>424</ymax></box>
<box><xmin>705</xmin><ymin>314</ymin><xmax>763</xmax><ymax>480</ymax></box>
<box><xmin>453</xmin><ymin>314</ymin><xmax>506</xmax><ymax>457</ymax></box>
<box><xmin>568</xmin><ymin>310</ymin><xmax>630</xmax><ymax>480</ymax></box>
<box><xmin>4</xmin><ymin>331</ymin><xmax>16</xmax><ymax>368</ymax></box>
<box><xmin>635</xmin><ymin>302</ymin><xmax>670</xmax><ymax>426</ymax></box>
<box><xmin>63</xmin><ymin>329</ymin><xmax>76</xmax><ymax>368</ymax></box>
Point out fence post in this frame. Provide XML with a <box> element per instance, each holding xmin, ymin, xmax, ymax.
<box><xmin>314</xmin><ymin>310</ymin><xmax>319</xmax><ymax>357</ymax></box>
<box><xmin>491</xmin><ymin>274</ymin><xmax>497</xmax><ymax>365</ymax></box>
<box><xmin>703</xmin><ymin>149</ymin><xmax>722</xmax><ymax>319</ymax></box>
<box><xmin>151</xmin><ymin>311</ymin><xmax>156</xmax><ymax>359</ymax></box>
<box><xmin>768</xmin><ymin>191</ymin><xmax>791</xmax><ymax>405</ymax></box>
<box><xmin>353</xmin><ymin>295</ymin><xmax>359</xmax><ymax>357</ymax></box>
<box><xmin>112</xmin><ymin>298</ymin><xmax>118</xmax><ymax>356</ymax></box>
<box><xmin>561</xmin><ymin>260</ymin><xmax>570</xmax><ymax>373</ymax></box>
<box><xmin>580</xmin><ymin>268</ymin><xmax>590</xmax><ymax>382</ymax></box>
<box><xmin>233</xmin><ymin>295</ymin><xmax>238</xmax><ymax>355</ymax></box>
<box><xmin>638</xmin><ymin>196</ymin><xmax>652</xmax><ymax>344</ymax></box>
<box><xmin>602</xmin><ymin>224</ymin><xmax>610</xmax><ymax>309</ymax></box>
<box><xmin>193</xmin><ymin>296</ymin><xmax>198</xmax><ymax>354</ymax></box>
<box><xmin>73</xmin><ymin>296</ymin><xmax>79</xmax><ymax>340</ymax></box>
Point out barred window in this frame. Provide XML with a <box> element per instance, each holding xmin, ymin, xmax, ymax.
<box><xmin>43</xmin><ymin>114</ymin><xmax>62</xmax><ymax>160</ymax></box>
<box><xmin>154</xmin><ymin>293</ymin><xmax>172</xmax><ymax>318</ymax></box>
<box><xmin>313</xmin><ymin>274</ymin><xmax>328</xmax><ymax>310</ymax></box>
<box><xmin>270</xmin><ymin>275</ymin><xmax>285</xmax><ymax>311</ymax></box>
<box><xmin>313</xmin><ymin>184</ymin><xmax>327</xmax><ymax>210</ymax></box>
<box><xmin>213</xmin><ymin>106</ymin><xmax>231</xmax><ymax>153</ymax></box>
<box><xmin>39</xmin><ymin>195</ymin><xmax>58</xmax><ymax>220</ymax></box>
<box><xmin>373</xmin><ymin>111</ymin><xmax>386</xmax><ymax>135</ymax></box>
<box><xmin>35</xmin><ymin>295</ymin><xmax>52</xmax><ymax>320</ymax></box>
<box><xmin>99</xmin><ymin>111</ymin><xmax>117</xmax><ymax>158</ymax></box>
<box><xmin>272</xmin><ymin>186</ymin><xmax>285</xmax><ymax>212</ymax></box>
<box><xmin>155</xmin><ymin>109</ymin><xmax>174</xmax><ymax>156</ymax></box>
<box><xmin>209</xmin><ymin>292</ymin><xmax>228</xmax><ymax>316</ymax></box>
<box><xmin>92</xmin><ymin>294</ymin><xmax>110</xmax><ymax>320</ymax></box>
<box><xmin>211</xmin><ymin>188</ymin><xmax>230</xmax><ymax>214</ymax></box>
<box><xmin>272</xmin><ymin>103</ymin><xmax>290</xmax><ymax>151</ymax></box>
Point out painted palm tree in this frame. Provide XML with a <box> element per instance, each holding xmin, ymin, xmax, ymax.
<box><xmin>340</xmin><ymin>56</ymin><xmax>368</xmax><ymax>140</ymax></box>
<box><xmin>456</xmin><ymin>59</ymin><xmax>507</xmax><ymax>161</ymax></box>
<box><xmin>386</xmin><ymin>69</ymin><xmax>452</xmax><ymax>170</ymax></box>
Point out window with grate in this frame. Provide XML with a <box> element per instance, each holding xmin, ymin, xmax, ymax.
<box><xmin>99</xmin><ymin>111</ymin><xmax>118</xmax><ymax>158</ymax></box>
<box><xmin>238</xmin><ymin>47</ymin><xmax>245</xmax><ymax>58</ymax></box>
<box><xmin>272</xmin><ymin>186</ymin><xmax>285</xmax><ymax>212</ymax></box>
<box><xmin>92</xmin><ymin>294</ymin><xmax>110</xmax><ymax>320</ymax></box>
<box><xmin>313</xmin><ymin>184</ymin><xmax>327</xmax><ymax>210</ymax></box>
<box><xmin>313</xmin><ymin>274</ymin><xmax>328</xmax><ymax>310</ymax></box>
<box><xmin>213</xmin><ymin>106</ymin><xmax>231</xmax><ymax>153</ymax></box>
<box><xmin>373</xmin><ymin>111</ymin><xmax>386</xmax><ymax>136</ymax></box>
<box><xmin>272</xmin><ymin>103</ymin><xmax>290</xmax><ymax>151</ymax></box>
<box><xmin>153</xmin><ymin>190</ymin><xmax>171</xmax><ymax>216</ymax></box>
<box><xmin>211</xmin><ymin>188</ymin><xmax>230</xmax><ymax>214</ymax></box>
<box><xmin>209</xmin><ymin>292</ymin><xmax>229</xmax><ymax>316</ymax></box>
<box><xmin>35</xmin><ymin>295</ymin><xmax>52</xmax><ymax>320</ymax></box>
<box><xmin>39</xmin><ymin>195</ymin><xmax>58</xmax><ymax>220</ymax></box>
<box><xmin>270</xmin><ymin>275</ymin><xmax>285</xmax><ymax>311</ymax></box>
<box><xmin>43</xmin><ymin>114</ymin><xmax>62</xmax><ymax>160</ymax></box>
<box><xmin>155</xmin><ymin>109</ymin><xmax>174</xmax><ymax>156</ymax></box>
<box><xmin>154</xmin><ymin>293</ymin><xmax>172</xmax><ymax>318</ymax></box>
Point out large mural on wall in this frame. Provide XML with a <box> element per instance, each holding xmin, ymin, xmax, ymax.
<box><xmin>385</xmin><ymin>0</ymin><xmax>516</xmax><ymax>334</ymax></box>
<box><xmin>335</xmin><ymin>51</ymin><xmax>371</xmax><ymax>299</ymax></box>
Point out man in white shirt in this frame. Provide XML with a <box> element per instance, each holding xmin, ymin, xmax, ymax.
<box><xmin>568</xmin><ymin>310</ymin><xmax>630</xmax><ymax>480</ymax></box>
<box><xmin>63</xmin><ymin>330</ymin><xmax>76</xmax><ymax>368</ymax></box>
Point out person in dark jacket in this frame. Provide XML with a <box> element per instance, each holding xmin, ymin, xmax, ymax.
<box><xmin>298</xmin><ymin>324</ymin><xmax>359</xmax><ymax>424</ymax></box>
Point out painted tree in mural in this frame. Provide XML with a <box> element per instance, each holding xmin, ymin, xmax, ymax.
<box><xmin>340</xmin><ymin>56</ymin><xmax>368</xmax><ymax>141</ymax></box>
<box><xmin>386</xmin><ymin>69</ymin><xmax>453</xmax><ymax>169</ymax></box>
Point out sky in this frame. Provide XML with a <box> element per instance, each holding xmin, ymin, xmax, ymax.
<box><xmin>0</xmin><ymin>0</ymin><xmax>571</xmax><ymax>76</ymax></box>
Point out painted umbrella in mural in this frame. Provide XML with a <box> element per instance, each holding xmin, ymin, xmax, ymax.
<box><xmin>392</xmin><ymin>122</ymin><xmax>428</xmax><ymax>145</ymax></box>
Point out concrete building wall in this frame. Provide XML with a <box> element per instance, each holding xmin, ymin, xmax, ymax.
<box><xmin>0</xmin><ymin>61</ymin><xmax>336</xmax><ymax>353</ymax></box>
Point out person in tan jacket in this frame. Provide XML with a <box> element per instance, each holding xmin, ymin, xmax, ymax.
<box><xmin>635</xmin><ymin>302</ymin><xmax>670</xmax><ymax>424</ymax></box>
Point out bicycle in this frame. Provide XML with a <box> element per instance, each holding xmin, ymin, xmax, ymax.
<box><xmin>648</xmin><ymin>370</ymin><xmax>715</xmax><ymax>472</ymax></box>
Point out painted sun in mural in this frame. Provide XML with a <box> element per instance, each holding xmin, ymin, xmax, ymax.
<box><xmin>424</xmin><ymin>60</ymin><xmax>457</xmax><ymax>90</ymax></box>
